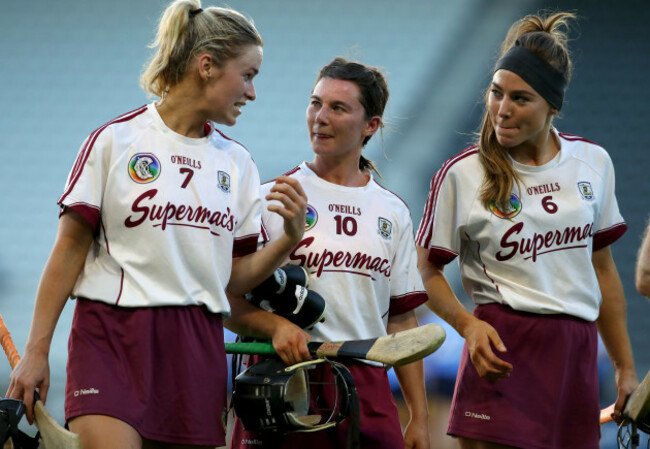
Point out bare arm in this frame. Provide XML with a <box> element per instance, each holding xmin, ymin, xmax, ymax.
<box><xmin>416</xmin><ymin>246</ymin><xmax>512</xmax><ymax>380</ymax></box>
<box><xmin>387</xmin><ymin>310</ymin><xmax>429</xmax><ymax>449</ymax></box>
<box><xmin>228</xmin><ymin>176</ymin><xmax>307</xmax><ymax>296</ymax></box>
<box><xmin>6</xmin><ymin>209</ymin><xmax>94</xmax><ymax>423</ymax></box>
<box><xmin>224</xmin><ymin>293</ymin><xmax>311</xmax><ymax>366</ymax></box>
<box><xmin>593</xmin><ymin>246</ymin><xmax>638</xmax><ymax>421</ymax></box>
<box><xmin>636</xmin><ymin>220</ymin><xmax>650</xmax><ymax>297</ymax></box>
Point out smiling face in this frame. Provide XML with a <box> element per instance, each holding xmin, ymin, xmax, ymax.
<box><xmin>204</xmin><ymin>44</ymin><xmax>263</xmax><ymax>126</ymax></box>
<box><xmin>488</xmin><ymin>69</ymin><xmax>557</xmax><ymax>151</ymax></box>
<box><xmin>306</xmin><ymin>77</ymin><xmax>379</xmax><ymax>162</ymax></box>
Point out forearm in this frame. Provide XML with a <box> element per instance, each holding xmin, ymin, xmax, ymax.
<box><xmin>387</xmin><ymin>312</ymin><xmax>428</xmax><ymax>423</ymax></box>
<box><xmin>225</xmin><ymin>293</ymin><xmax>311</xmax><ymax>365</ymax></box>
<box><xmin>228</xmin><ymin>234</ymin><xmax>298</xmax><ymax>296</ymax></box>
<box><xmin>225</xmin><ymin>292</ymin><xmax>293</xmax><ymax>339</ymax></box>
<box><xmin>416</xmin><ymin>246</ymin><xmax>474</xmax><ymax>337</ymax></box>
<box><xmin>25</xmin><ymin>212</ymin><xmax>94</xmax><ymax>357</ymax></box>
<box><xmin>636</xmin><ymin>222</ymin><xmax>650</xmax><ymax>297</ymax></box>
<box><xmin>593</xmin><ymin>248</ymin><xmax>635</xmax><ymax>375</ymax></box>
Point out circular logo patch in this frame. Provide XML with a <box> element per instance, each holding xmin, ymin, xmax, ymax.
<box><xmin>305</xmin><ymin>205</ymin><xmax>318</xmax><ymax>231</ymax></box>
<box><xmin>489</xmin><ymin>193</ymin><xmax>522</xmax><ymax>219</ymax></box>
<box><xmin>128</xmin><ymin>153</ymin><xmax>161</xmax><ymax>183</ymax></box>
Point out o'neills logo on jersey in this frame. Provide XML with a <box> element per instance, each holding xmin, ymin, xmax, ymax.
<box><xmin>124</xmin><ymin>189</ymin><xmax>234</xmax><ymax>234</ymax></box>
<box><xmin>496</xmin><ymin>221</ymin><xmax>594</xmax><ymax>262</ymax></box>
<box><xmin>129</xmin><ymin>153</ymin><xmax>161</xmax><ymax>184</ymax></box>
<box><xmin>289</xmin><ymin>236</ymin><xmax>391</xmax><ymax>279</ymax></box>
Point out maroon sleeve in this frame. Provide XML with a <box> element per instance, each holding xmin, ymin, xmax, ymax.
<box><xmin>388</xmin><ymin>291</ymin><xmax>428</xmax><ymax>317</ymax></box>
<box><xmin>232</xmin><ymin>234</ymin><xmax>259</xmax><ymax>257</ymax></box>
<box><xmin>593</xmin><ymin>222</ymin><xmax>627</xmax><ymax>252</ymax></box>
<box><xmin>60</xmin><ymin>203</ymin><xmax>101</xmax><ymax>233</ymax></box>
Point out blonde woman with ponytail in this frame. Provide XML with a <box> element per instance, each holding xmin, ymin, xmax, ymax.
<box><xmin>416</xmin><ymin>11</ymin><xmax>638</xmax><ymax>448</ymax></box>
<box><xmin>6</xmin><ymin>1</ymin><xmax>312</xmax><ymax>448</ymax></box>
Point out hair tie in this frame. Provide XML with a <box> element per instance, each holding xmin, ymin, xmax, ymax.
<box><xmin>190</xmin><ymin>8</ymin><xmax>203</xmax><ymax>17</ymax></box>
<box><xmin>494</xmin><ymin>45</ymin><xmax>567</xmax><ymax>110</ymax></box>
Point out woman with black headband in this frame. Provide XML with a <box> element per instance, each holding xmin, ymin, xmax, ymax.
<box><xmin>416</xmin><ymin>11</ymin><xmax>638</xmax><ymax>448</ymax></box>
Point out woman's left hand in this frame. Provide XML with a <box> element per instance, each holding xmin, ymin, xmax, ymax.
<box><xmin>266</xmin><ymin>176</ymin><xmax>307</xmax><ymax>244</ymax></box>
<box><xmin>403</xmin><ymin>417</ymin><xmax>430</xmax><ymax>449</ymax></box>
<box><xmin>612</xmin><ymin>367</ymin><xmax>639</xmax><ymax>424</ymax></box>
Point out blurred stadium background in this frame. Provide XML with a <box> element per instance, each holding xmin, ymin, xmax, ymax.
<box><xmin>1</xmin><ymin>0</ymin><xmax>648</xmax><ymax>447</ymax></box>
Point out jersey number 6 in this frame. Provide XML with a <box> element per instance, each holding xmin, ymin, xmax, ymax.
<box><xmin>542</xmin><ymin>195</ymin><xmax>558</xmax><ymax>214</ymax></box>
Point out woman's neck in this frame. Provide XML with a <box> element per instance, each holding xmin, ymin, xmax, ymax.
<box><xmin>307</xmin><ymin>157</ymin><xmax>369</xmax><ymax>187</ymax></box>
<box><xmin>508</xmin><ymin>129</ymin><xmax>560</xmax><ymax>166</ymax></box>
<box><xmin>156</xmin><ymin>83</ymin><xmax>207</xmax><ymax>138</ymax></box>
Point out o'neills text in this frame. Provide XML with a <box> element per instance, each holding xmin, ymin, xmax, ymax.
<box><xmin>328</xmin><ymin>203</ymin><xmax>361</xmax><ymax>215</ymax></box>
<box><xmin>496</xmin><ymin>221</ymin><xmax>593</xmax><ymax>262</ymax></box>
<box><xmin>290</xmin><ymin>236</ymin><xmax>390</xmax><ymax>278</ymax></box>
<box><xmin>124</xmin><ymin>189</ymin><xmax>234</xmax><ymax>232</ymax></box>
<box><xmin>526</xmin><ymin>182</ymin><xmax>560</xmax><ymax>196</ymax></box>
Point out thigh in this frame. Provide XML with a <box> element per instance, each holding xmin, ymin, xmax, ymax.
<box><xmin>459</xmin><ymin>437</ymin><xmax>520</xmax><ymax>449</ymax></box>
<box><xmin>142</xmin><ymin>439</ymin><xmax>217</xmax><ymax>449</ymax></box>
<box><xmin>69</xmin><ymin>414</ymin><xmax>141</xmax><ymax>449</ymax></box>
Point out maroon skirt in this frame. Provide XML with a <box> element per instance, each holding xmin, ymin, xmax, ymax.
<box><xmin>448</xmin><ymin>303</ymin><xmax>599</xmax><ymax>449</ymax></box>
<box><xmin>65</xmin><ymin>298</ymin><xmax>228</xmax><ymax>446</ymax></box>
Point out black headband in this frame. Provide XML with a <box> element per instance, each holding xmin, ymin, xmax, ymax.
<box><xmin>190</xmin><ymin>8</ymin><xmax>203</xmax><ymax>17</ymax></box>
<box><xmin>494</xmin><ymin>45</ymin><xmax>567</xmax><ymax>110</ymax></box>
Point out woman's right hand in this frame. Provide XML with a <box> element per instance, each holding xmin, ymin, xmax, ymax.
<box><xmin>6</xmin><ymin>349</ymin><xmax>50</xmax><ymax>424</ymax></box>
<box><xmin>265</xmin><ymin>176</ymin><xmax>308</xmax><ymax>245</ymax></box>
<box><xmin>461</xmin><ymin>316</ymin><xmax>513</xmax><ymax>381</ymax></box>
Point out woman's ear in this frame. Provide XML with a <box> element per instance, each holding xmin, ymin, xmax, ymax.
<box><xmin>364</xmin><ymin>116</ymin><xmax>382</xmax><ymax>137</ymax></box>
<box><xmin>197</xmin><ymin>53</ymin><xmax>215</xmax><ymax>82</ymax></box>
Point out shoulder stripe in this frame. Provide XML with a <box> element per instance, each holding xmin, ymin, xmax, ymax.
<box><xmin>213</xmin><ymin>126</ymin><xmax>250</xmax><ymax>152</ymax></box>
<box><xmin>59</xmin><ymin>105</ymin><xmax>148</xmax><ymax>204</ymax></box>
<box><xmin>416</xmin><ymin>146</ymin><xmax>478</xmax><ymax>247</ymax></box>
<box><xmin>372</xmin><ymin>180</ymin><xmax>410</xmax><ymax>210</ymax></box>
<box><xmin>558</xmin><ymin>131</ymin><xmax>598</xmax><ymax>146</ymax></box>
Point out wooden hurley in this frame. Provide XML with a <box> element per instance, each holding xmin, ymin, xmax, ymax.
<box><xmin>226</xmin><ymin>323</ymin><xmax>446</xmax><ymax>367</ymax></box>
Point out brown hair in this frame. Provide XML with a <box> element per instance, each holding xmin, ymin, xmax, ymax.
<box><xmin>140</xmin><ymin>0</ymin><xmax>262</xmax><ymax>98</ymax></box>
<box><xmin>315</xmin><ymin>57</ymin><xmax>390</xmax><ymax>177</ymax></box>
<box><xmin>478</xmin><ymin>11</ymin><xmax>575</xmax><ymax>210</ymax></box>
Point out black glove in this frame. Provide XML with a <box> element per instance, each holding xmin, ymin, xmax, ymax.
<box><xmin>248</xmin><ymin>265</ymin><xmax>325</xmax><ymax>329</ymax></box>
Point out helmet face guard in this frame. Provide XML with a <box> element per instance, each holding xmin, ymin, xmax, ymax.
<box><xmin>232</xmin><ymin>357</ymin><xmax>357</xmax><ymax>435</ymax></box>
<box><xmin>0</xmin><ymin>398</ymin><xmax>40</xmax><ymax>448</ymax></box>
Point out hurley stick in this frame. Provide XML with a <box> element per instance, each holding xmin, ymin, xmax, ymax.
<box><xmin>226</xmin><ymin>322</ymin><xmax>446</xmax><ymax>367</ymax></box>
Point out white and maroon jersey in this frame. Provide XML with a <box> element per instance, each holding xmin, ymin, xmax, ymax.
<box><xmin>416</xmin><ymin>131</ymin><xmax>626</xmax><ymax>321</ymax></box>
<box><xmin>260</xmin><ymin>162</ymin><xmax>427</xmax><ymax>343</ymax></box>
<box><xmin>58</xmin><ymin>103</ymin><xmax>262</xmax><ymax>314</ymax></box>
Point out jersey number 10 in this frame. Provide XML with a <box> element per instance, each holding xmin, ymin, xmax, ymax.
<box><xmin>334</xmin><ymin>215</ymin><xmax>358</xmax><ymax>236</ymax></box>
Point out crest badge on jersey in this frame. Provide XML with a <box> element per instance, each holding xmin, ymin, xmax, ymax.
<box><xmin>489</xmin><ymin>193</ymin><xmax>522</xmax><ymax>219</ymax></box>
<box><xmin>378</xmin><ymin>217</ymin><xmax>393</xmax><ymax>239</ymax></box>
<box><xmin>305</xmin><ymin>205</ymin><xmax>318</xmax><ymax>231</ymax></box>
<box><xmin>577</xmin><ymin>181</ymin><xmax>594</xmax><ymax>200</ymax></box>
<box><xmin>128</xmin><ymin>153</ymin><xmax>160</xmax><ymax>184</ymax></box>
<box><xmin>217</xmin><ymin>171</ymin><xmax>231</xmax><ymax>193</ymax></box>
